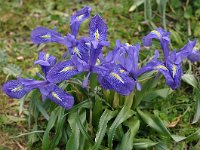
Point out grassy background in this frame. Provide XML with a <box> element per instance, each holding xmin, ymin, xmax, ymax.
<box><xmin>0</xmin><ymin>0</ymin><xmax>200</xmax><ymax>149</ymax></box>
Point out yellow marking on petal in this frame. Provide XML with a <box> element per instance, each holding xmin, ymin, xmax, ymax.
<box><xmin>77</xmin><ymin>14</ymin><xmax>84</xmax><ymax>21</ymax></box>
<box><xmin>119</xmin><ymin>69</ymin><xmax>125</xmax><ymax>73</ymax></box>
<box><xmin>95</xmin><ymin>29</ymin><xmax>100</xmax><ymax>41</ymax></box>
<box><xmin>73</xmin><ymin>47</ymin><xmax>81</xmax><ymax>58</ymax></box>
<box><xmin>151</xmin><ymin>30</ymin><xmax>161</xmax><ymax>38</ymax></box>
<box><xmin>52</xmin><ymin>92</ymin><xmax>62</xmax><ymax>101</ymax></box>
<box><xmin>60</xmin><ymin>66</ymin><xmax>75</xmax><ymax>73</ymax></box>
<box><xmin>110</xmin><ymin>72</ymin><xmax>124</xmax><ymax>84</ymax></box>
<box><xmin>155</xmin><ymin>65</ymin><xmax>168</xmax><ymax>70</ymax></box>
<box><xmin>45</xmin><ymin>53</ymin><xmax>49</xmax><ymax>60</ymax></box>
<box><xmin>172</xmin><ymin>65</ymin><xmax>177</xmax><ymax>77</ymax></box>
<box><xmin>95</xmin><ymin>58</ymin><xmax>101</xmax><ymax>65</ymax></box>
<box><xmin>125</xmin><ymin>43</ymin><xmax>130</xmax><ymax>46</ymax></box>
<box><xmin>11</xmin><ymin>85</ymin><xmax>23</xmax><ymax>92</ymax></box>
<box><xmin>41</xmin><ymin>34</ymin><xmax>51</xmax><ymax>39</ymax></box>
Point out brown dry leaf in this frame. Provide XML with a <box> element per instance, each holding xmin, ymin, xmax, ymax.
<box><xmin>167</xmin><ymin>116</ymin><xmax>181</xmax><ymax>128</ymax></box>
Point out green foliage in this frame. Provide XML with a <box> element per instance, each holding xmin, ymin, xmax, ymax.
<box><xmin>3</xmin><ymin>64</ymin><xmax>22</xmax><ymax>77</ymax></box>
<box><xmin>1</xmin><ymin>0</ymin><xmax>200</xmax><ymax>149</ymax></box>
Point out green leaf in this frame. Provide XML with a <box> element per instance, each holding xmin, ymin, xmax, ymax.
<box><xmin>42</xmin><ymin>107</ymin><xmax>58</xmax><ymax>150</ymax></box>
<box><xmin>118</xmin><ymin>118</ymin><xmax>140</xmax><ymax>150</ymax></box>
<box><xmin>182</xmin><ymin>74</ymin><xmax>199</xmax><ymax>89</ymax></box>
<box><xmin>192</xmin><ymin>89</ymin><xmax>200</xmax><ymax>124</ymax></box>
<box><xmin>3</xmin><ymin>64</ymin><xmax>22</xmax><ymax>77</ymax></box>
<box><xmin>184</xmin><ymin>6</ymin><xmax>193</xmax><ymax>19</ymax></box>
<box><xmin>50</xmin><ymin>107</ymin><xmax>65</xmax><ymax>148</ymax></box>
<box><xmin>93</xmin><ymin>109</ymin><xmax>117</xmax><ymax>150</ymax></box>
<box><xmin>144</xmin><ymin>0</ymin><xmax>152</xmax><ymax>21</ymax></box>
<box><xmin>93</xmin><ymin>96</ymin><xmax>104</xmax><ymax>128</ymax></box>
<box><xmin>0</xmin><ymin>50</ymin><xmax>8</xmax><ymax>66</ymax></box>
<box><xmin>133</xmin><ymin>76</ymin><xmax>158</xmax><ymax>109</ymax></box>
<box><xmin>124</xmin><ymin>91</ymin><xmax>134</xmax><ymax>108</ymax></box>
<box><xmin>66</xmin><ymin>110</ymin><xmax>84</xmax><ymax>150</ymax></box>
<box><xmin>113</xmin><ymin>92</ymin><xmax>120</xmax><ymax>108</ymax></box>
<box><xmin>137</xmin><ymin>109</ymin><xmax>171</xmax><ymax>136</ymax></box>
<box><xmin>137</xmin><ymin>109</ymin><xmax>200</xmax><ymax>142</ymax></box>
<box><xmin>154</xmin><ymin>88</ymin><xmax>173</xmax><ymax>99</ymax></box>
<box><xmin>156</xmin><ymin>0</ymin><xmax>168</xmax><ymax>29</ymax></box>
<box><xmin>133</xmin><ymin>139</ymin><xmax>158</xmax><ymax>149</ymax></box>
<box><xmin>168</xmin><ymin>29</ymin><xmax>183</xmax><ymax>45</ymax></box>
<box><xmin>76</xmin><ymin>111</ymin><xmax>94</xmax><ymax>145</ymax></box>
<box><xmin>33</xmin><ymin>96</ymin><xmax>49</xmax><ymax>121</ymax></box>
<box><xmin>129</xmin><ymin>0</ymin><xmax>144</xmax><ymax>12</ymax></box>
<box><xmin>108</xmin><ymin>106</ymin><xmax>134</xmax><ymax>149</ymax></box>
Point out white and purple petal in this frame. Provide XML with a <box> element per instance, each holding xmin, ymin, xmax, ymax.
<box><xmin>46</xmin><ymin>84</ymin><xmax>74</xmax><ymax>109</ymax></box>
<box><xmin>70</xmin><ymin>6</ymin><xmax>91</xmax><ymax>37</ymax></box>
<box><xmin>31</xmin><ymin>27</ymin><xmax>64</xmax><ymax>44</ymax></box>
<box><xmin>143</xmin><ymin>28</ymin><xmax>170</xmax><ymax>60</ymax></box>
<box><xmin>89</xmin><ymin>15</ymin><xmax>108</xmax><ymax>42</ymax></box>
<box><xmin>98</xmin><ymin>66</ymin><xmax>135</xmax><ymax>95</ymax></box>
<box><xmin>46</xmin><ymin>60</ymin><xmax>80</xmax><ymax>83</ymax></box>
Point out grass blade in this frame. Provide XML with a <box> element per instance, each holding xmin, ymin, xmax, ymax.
<box><xmin>108</xmin><ymin>106</ymin><xmax>134</xmax><ymax>149</ymax></box>
<box><xmin>118</xmin><ymin>118</ymin><xmax>140</xmax><ymax>150</ymax></box>
<box><xmin>93</xmin><ymin>109</ymin><xmax>117</xmax><ymax>150</ymax></box>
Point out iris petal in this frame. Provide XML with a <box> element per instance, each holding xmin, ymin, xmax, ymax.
<box><xmin>46</xmin><ymin>60</ymin><xmax>80</xmax><ymax>83</ymax></box>
<box><xmin>31</xmin><ymin>27</ymin><xmax>64</xmax><ymax>44</ymax></box>
<box><xmin>47</xmin><ymin>85</ymin><xmax>74</xmax><ymax>109</ymax></box>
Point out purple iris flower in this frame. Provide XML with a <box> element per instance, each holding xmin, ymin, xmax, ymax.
<box><xmin>98</xmin><ymin>40</ymin><xmax>160</xmax><ymax>92</ymax></box>
<box><xmin>70</xmin><ymin>6</ymin><xmax>91</xmax><ymax>37</ymax></box>
<box><xmin>34</xmin><ymin>51</ymin><xmax>56</xmax><ymax>76</ymax></box>
<box><xmin>143</xmin><ymin>28</ymin><xmax>197</xmax><ymax>89</ymax></box>
<box><xmin>142</xmin><ymin>28</ymin><xmax>170</xmax><ymax>61</ymax></box>
<box><xmin>2</xmin><ymin>52</ymin><xmax>74</xmax><ymax>110</ymax></box>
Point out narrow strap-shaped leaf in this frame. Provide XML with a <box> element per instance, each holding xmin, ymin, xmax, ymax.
<box><xmin>76</xmin><ymin>111</ymin><xmax>94</xmax><ymax>145</ymax></box>
<box><xmin>124</xmin><ymin>91</ymin><xmax>134</xmax><ymax>108</ymax></box>
<box><xmin>63</xmin><ymin>99</ymin><xmax>91</xmax><ymax>118</ymax></box>
<box><xmin>66</xmin><ymin>110</ymin><xmax>85</xmax><ymax>150</ymax></box>
<box><xmin>192</xmin><ymin>89</ymin><xmax>200</xmax><ymax>124</ymax></box>
<box><xmin>137</xmin><ymin>109</ymin><xmax>171</xmax><ymax>136</ymax></box>
<box><xmin>92</xmin><ymin>109</ymin><xmax>117</xmax><ymax>150</ymax></box>
<box><xmin>42</xmin><ymin>107</ymin><xmax>59</xmax><ymax>150</ymax></box>
<box><xmin>182</xmin><ymin>74</ymin><xmax>199</xmax><ymax>89</ymax></box>
<box><xmin>34</xmin><ymin>96</ymin><xmax>49</xmax><ymax>121</ymax></box>
<box><xmin>137</xmin><ymin>109</ymin><xmax>200</xmax><ymax>142</ymax></box>
<box><xmin>133</xmin><ymin>139</ymin><xmax>158</xmax><ymax>149</ymax></box>
<box><xmin>108</xmin><ymin>106</ymin><xmax>134</xmax><ymax>149</ymax></box>
<box><xmin>118</xmin><ymin>118</ymin><xmax>140</xmax><ymax>150</ymax></box>
<box><xmin>50</xmin><ymin>107</ymin><xmax>66</xmax><ymax>148</ymax></box>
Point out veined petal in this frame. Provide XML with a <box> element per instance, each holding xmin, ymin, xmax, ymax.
<box><xmin>47</xmin><ymin>85</ymin><xmax>74</xmax><ymax>109</ymax></box>
<box><xmin>90</xmin><ymin>45</ymin><xmax>103</xmax><ymax>66</ymax></box>
<box><xmin>176</xmin><ymin>40</ymin><xmax>196</xmax><ymax>62</ymax></box>
<box><xmin>75</xmin><ymin>38</ymin><xmax>90</xmax><ymax>62</ymax></box>
<box><xmin>31</xmin><ymin>27</ymin><xmax>64</xmax><ymax>44</ymax></box>
<box><xmin>35</xmin><ymin>52</ymin><xmax>57</xmax><ymax>76</ymax></box>
<box><xmin>166</xmin><ymin>61</ymin><xmax>182</xmax><ymax>89</ymax></box>
<box><xmin>70</xmin><ymin>6</ymin><xmax>91</xmax><ymax>37</ymax></box>
<box><xmin>46</xmin><ymin>60</ymin><xmax>80</xmax><ymax>83</ymax></box>
<box><xmin>134</xmin><ymin>50</ymin><xmax>160</xmax><ymax>78</ymax></box>
<box><xmin>188</xmin><ymin>50</ymin><xmax>200</xmax><ymax>62</ymax></box>
<box><xmin>143</xmin><ymin>28</ymin><xmax>170</xmax><ymax>60</ymax></box>
<box><xmin>89</xmin><ymin>15</ymin><xmax>108</xmax><ymax>41</ymax></box>
<box><xmin>98</xmin><ymin>66</ymin><xmax>134</xmax><ymax>95</ymax></box>
<box><xmin>34</xmin><ymin>60</ymin><xmax>50</xmax><ymax>66</ymax></box>
<box><xmin>2</xmin><ymin>80</ymin><xmax>31</xmax><ymax>99</ymax></box>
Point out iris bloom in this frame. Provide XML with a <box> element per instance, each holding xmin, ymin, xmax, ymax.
<box><xmin>2</xmin><ymin>52</ymin><xmax>74</xmax><ymax>110</ymax></box>
<box><xmin>143</xmin><ymin>28</ymin><xmax>198</xmax><ymax>89</ymax></box>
